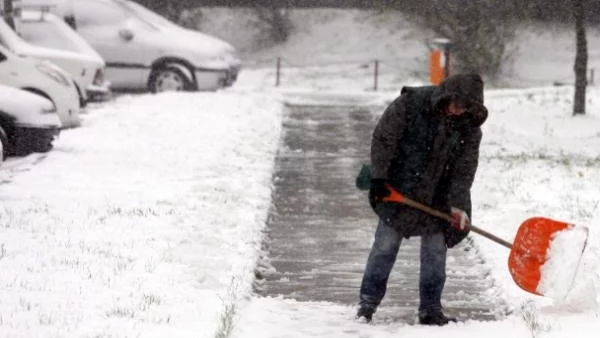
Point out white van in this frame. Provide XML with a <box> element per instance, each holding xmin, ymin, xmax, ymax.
<box><xmin>0</xmin><ymin>43</ymin><xmax>80</xmax><ymax>128</ymax></box>
<box><xmin>0</xmin><ymin>16</ymin><xmax>105</xmax><ymax>106</ymax></box>
<box><xmin>20</xmin><ymin>0</ymin><xmax>242</xmax><ymax>93</ymax></box>
<box><xmin>0</xmin><ymin>84</ymin><xmax>60</xmax><ymax>161</ymax></box>
<box><xmin>16</xmin><ymin>9</ymin><xmax>111</xmax><ymax>101</ymax></box>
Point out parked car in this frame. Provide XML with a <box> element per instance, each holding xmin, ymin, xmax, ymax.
<box><xmin>0</xmin><ymin>43</ymin><xmax>80</xmax><ymax>128</ymax></box>
<box><xmin>0</xmin><ymin>84</ymin><xmax>60</xmax><ymax>162</ymax></box>
<box><xmin>0</xmin><ymin>16</ymin><xmax>104</xmax><ymax>106</ymax></box>
<box><xmin>119</xmin><ymin>0</ymin><xmax>242</xmax><ymax>87</ymax></box>
<box><xmin>20</xmin><ymin>0</ymin><xmax>242</xmax><ymax>93</ymax></box>
<box><xmin>15</xmin><ymin>9</ymin><xmax>111</xmax><ymax>101</ymax></box>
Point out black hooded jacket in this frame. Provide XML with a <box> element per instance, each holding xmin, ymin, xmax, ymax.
<box><xmin>370</xmin><ymin>74</ymin><xmax>488</xmax><ymax>239</ymax></box>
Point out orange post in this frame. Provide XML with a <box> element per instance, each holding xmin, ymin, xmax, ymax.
<box><xmin>430</xmin><ymin>49</ymin><xmax>445</xmax><ymax>85</ymax></box>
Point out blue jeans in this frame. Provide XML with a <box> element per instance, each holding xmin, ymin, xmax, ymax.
<box><xmin>359</xmin><ymin>219</ymin><xmax>447</xmax><ymax>314</ymax></box>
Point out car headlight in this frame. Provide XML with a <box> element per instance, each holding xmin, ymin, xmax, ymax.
<box><xmin>36</xmin><ymin>62</ymin><xmax>71</xmax><ymax>87</ymax></box>
<box><xmin>196</xmin><ymin>54</ymin><xmax>228</xmax><ymax>69</ymax></box>
<box><xmin>93</xmin><ymin>68</ymin><xmax>105</xmax><ymax>86</ymax></box>
<box><xmin>228</xmin><ymin>50</ymin><xmax>240</xmax><ymax>60</ymax></box>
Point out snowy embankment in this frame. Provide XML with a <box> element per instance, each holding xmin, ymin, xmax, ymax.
<box><xmin>200</xmin><ymin>8</ymin><xmax>600</xmax><ymax>89</ymax></box>
<box><xmin>0</xmin><ymin>92</ymin><xmax>283</xmax><ymax>337</ymax></box>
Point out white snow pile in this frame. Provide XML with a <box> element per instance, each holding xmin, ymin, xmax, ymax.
<box><xmin>537</xmin><ymin>225</ymin><xmax>590</xmax><ymax>302</ymax></box>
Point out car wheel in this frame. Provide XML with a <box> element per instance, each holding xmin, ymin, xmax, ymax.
<box><xmin>148</xmin><ymin>66</ymin><xmax>193</xmax><ymax>93</ymax></box>
<box><xmin>0</xmin><ymin>125</ymin><xmax>8</xmax><ymax>164</ymax></box>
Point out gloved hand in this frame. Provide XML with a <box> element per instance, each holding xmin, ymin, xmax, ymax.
<box><xmin>450</xmin><ymin>207</ymin><xmax>470</xmax><ymax>231</ymax></box>
<box><xmin>445</xmin><ymin>207</ymin><xmax>471</xmax><ymax>248</ymax></box>
<box><xmin>368</xmin><ymin>179</ymin><xmax>391</xmax><ymax>210</ymax></box>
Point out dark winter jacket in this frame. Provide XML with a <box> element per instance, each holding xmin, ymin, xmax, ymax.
<box><xmin>370</xmin><ymin>74</ymin><xmax>488</xmax><ymax>239</ymax></box>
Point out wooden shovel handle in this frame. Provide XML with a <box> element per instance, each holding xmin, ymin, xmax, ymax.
<box><xmin>382</xmin><ymin>184</ymin><xmax>512</xmax><ymax>249</ymax></box>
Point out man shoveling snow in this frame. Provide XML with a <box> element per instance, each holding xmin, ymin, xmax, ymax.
<box><xmin>356</xmin><ymin>74</ymin><xmax>488</xmax><ymax>325</ymax></box>
<box><xmin>355</xmin><ymin>73</ymin><xmax>591</xmax><ymax>326</ymax></box>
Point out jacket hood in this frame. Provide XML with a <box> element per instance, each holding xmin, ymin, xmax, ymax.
<box><xmin>431</xmin><ymin>73</ymin><xmax>488</xmax><ymax>127</ymax></box>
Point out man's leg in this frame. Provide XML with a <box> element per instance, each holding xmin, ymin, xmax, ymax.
<box><xmin>358</xmin><ymin>219</ymin><xmax>402</xmax><ymax>320</ymax></box>
<box><xmin>418</xmin><ymin>231</ymin><xmax>455</xmax><ymax>325</ymax></box>
<box><xmin>419</xmin><ymin>232</ymin><xmax>447</xmax><ymax>314</ymax></box>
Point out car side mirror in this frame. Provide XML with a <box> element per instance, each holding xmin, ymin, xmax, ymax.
<box><xmin>119</xmin><ymin>28</ymin><xmax>134</xmax><ymax>42</ymax></box>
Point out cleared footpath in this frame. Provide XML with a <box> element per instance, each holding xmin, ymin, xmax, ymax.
<box><xmin>255</xmin><ymin>104</ymin><xmax>507</xmax><ymax>324</ymax></box>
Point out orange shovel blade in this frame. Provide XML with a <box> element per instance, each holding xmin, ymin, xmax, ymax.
<box><xmin>508</xmin><ymin>217</ymin><xmax>574</xmax><ymax>295</ymax></box>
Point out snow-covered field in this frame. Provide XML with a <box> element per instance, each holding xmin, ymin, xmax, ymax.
<box><xmin>0</xmin><ymin>91</ymin><xmax>283</xmax><ymax>337</ymax></box>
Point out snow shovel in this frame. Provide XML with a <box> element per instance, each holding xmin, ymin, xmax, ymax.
<box><xmin>381</xmin><ymin>184</ymin><xmax>589</xmax><ymax>298</ymax></box>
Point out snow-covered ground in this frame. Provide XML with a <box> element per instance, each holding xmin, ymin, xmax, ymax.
<box><xmin>230</xmin><ymin>83</ymin><xmax>600</xmax><ymax>338</ymax></box>
<box><xmin>1</xmin><ymin>70</ymin><xmax>599</xmax><ymax>337</ymax></box>
<box><xmin>1</xmin><ymin>7</ymin><xmax>600</xmax><ymax>338</ymax></box>
<box><xmin>0</xmin><ymin>92</ymin><xmax>283</xmax><ymax>337</ymax></box>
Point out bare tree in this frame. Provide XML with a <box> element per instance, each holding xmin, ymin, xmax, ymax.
<box><xmin>253</xmin><ymin>6</ymin><xmax>294</xmax><ymax>44</ymax></box>
<box><xmin>395</xmin><ymin>0</ymin><xmax>517</xmax><ymax>81</ymax></box>
<box><xmin>573</xmin><ymin>0</ymin><xmax>588</xmax><ymax>115</ymax></box>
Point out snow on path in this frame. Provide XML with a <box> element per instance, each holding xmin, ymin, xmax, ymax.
<box><xmin>0</xmin><ymin>92</ymin><xmax>283</xmax><ymax>338</ymax></box>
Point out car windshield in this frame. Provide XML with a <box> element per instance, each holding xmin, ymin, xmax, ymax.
<box><xmin>20</xmin><ymin>15</ymin><xmax>81</xmax><ymax>53</ymax></box>
<box><xmin>115</xmin><ymin>0</ymin><xmax>177</xmax><ymax>29</ymax></box>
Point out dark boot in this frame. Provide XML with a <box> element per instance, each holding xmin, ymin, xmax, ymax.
<box><xmin>356</xmin><ymin>305</ymin><xmax>376</xmax><ymax>323</ymax></box>
<box><xmin>418</xmin><ymin>311</ymin><xmax>457</xmax><ymax>326</ymax></box>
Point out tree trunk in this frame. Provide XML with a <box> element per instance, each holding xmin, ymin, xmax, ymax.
<box><xmin>573</xmin><ymin>0</ymin><xmax>588</xmax><ymax>115</ymax></box>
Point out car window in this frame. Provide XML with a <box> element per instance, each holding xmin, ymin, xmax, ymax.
<box><xmin>119</xmin><ymin>0</ymin><xmax>174</xmax><ymax>28</ymax></box>
<box><xmin>75</xmin><ymin>0</ymin><xmax>128</xmax><ymax>26</ymax></box>
<box><xmin>20</xmin><ymin>20</ymin><xmax>79</xmax><ymax>53</ymax></box>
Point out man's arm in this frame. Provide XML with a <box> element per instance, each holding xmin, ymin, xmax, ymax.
<box><xmin>370</xmin><ymin>97</ymin><xmax>408</xmax><ymax>180</ymax></box>
<box><xmin>447</xmin><ymin>128</ymin><xmax>483</xmax><ymax>217</ymax></box>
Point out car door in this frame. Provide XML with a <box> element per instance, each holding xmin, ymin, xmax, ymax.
<box><xmin>73</xmin><ymin>0</ymin><xmax>146</xmax><ymax>88</ymax></box>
